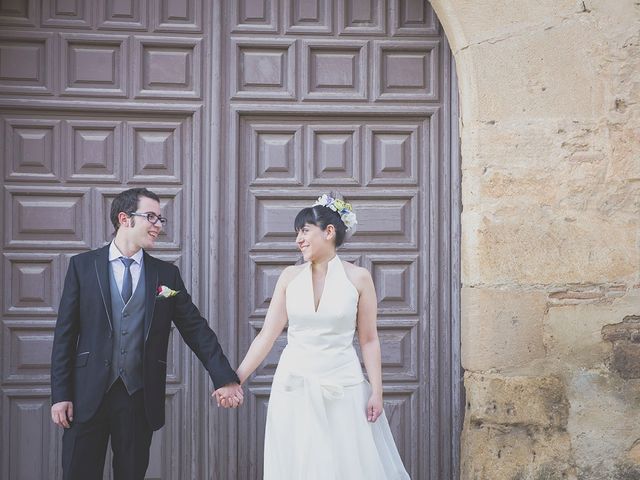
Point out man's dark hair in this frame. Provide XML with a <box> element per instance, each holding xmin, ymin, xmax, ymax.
<box><xmin>110</xmin><ymin>188</ymin><xmax>160</xmax><ymax>232</ymax></box>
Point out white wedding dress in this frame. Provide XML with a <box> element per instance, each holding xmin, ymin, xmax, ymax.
<box><xmin>264</xmin><ymin>255</ymin><xmax>410</xmax><ymax>479</ymax></box>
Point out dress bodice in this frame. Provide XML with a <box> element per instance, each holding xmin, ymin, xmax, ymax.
<box><xmin>279</xmin><ymin>255</ymin><xmax>363</xmax><ymax>384</ymax></box>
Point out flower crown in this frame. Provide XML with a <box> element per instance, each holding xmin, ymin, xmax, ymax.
<box><xmin>312</xmin><ymin>194</ymin><xmax>357</xmax><ymax>232</ymax></box>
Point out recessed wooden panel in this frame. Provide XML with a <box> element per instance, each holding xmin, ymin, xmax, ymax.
<box><xmin>365</xmin><ymin>124</ymin><xmax>420</xmax><ymax>185</ymax></box>
<box><xmin>391</xmin><ymin>0</ymin><xmax>439</xmax><ymax>36</ymax></box>
<box><xmin>126</xmin><ymin>121</ymin><xmax>183</xmax><ymax>183</ymax></box>
<box><xmin>0</xmin><ymin>0</ymin><xmax>37</xmax><ymax>26</ymax></box>
<box><xmin>61</xmin><ymin>34</ymin><xmax>128</xmax><ymax>97</ymax></box>
<box><xmin>2</xmin><ymin>391</ymin><xmax>56</xmax><ymax>480</ymax></box>
<box><xmin>302</xmin><ymin>40</ymin><xmax>367</xmax><ymax>100</ymax></box>
<box><xmin>338</xmin><ymin>0</ymin><xmax>385</xmax><ymax>35</ymax></box>
<box><xmin>374</xmin><ymin>40</ymin><xmax>440</xmax><ymax>101</ymax></box>
<box><xmin>134</xmin><ymin>36</ymin><xmax>201</xmax><ymax>99</ymax></box>
<box><xmin>381</xmin><ymin>388</ymin><xmax>419</xmax><ymax>471</ymax></box>
<box><xmin>248</xmin><ymin>254</ymin><xmax>299</xmax><ymax>317</ymax></box>
<box><xmin>3</xmin><ymin>324</ymin><xmax>54</xmax><ymax>383</ymax></box>
<box><xmin>230</xmin><ymin>0</ymin><xmax>278</xmax><ymax>33</ymax></box>
<box><xmin>370</xmin><ymin>255</ymin><xmax>419</xmax><ymax>314</ymax></box>
<box><xmin>64</xmin><ymin>120</ymin><xmax>122</xmax><ymax>183</ymax></box>
<box><xmin>154</xmin><ymin>0</ymin><xmax>202</xmax><ymax>32</ymax></box>
<box><xmin>3</xmin><ymin>253</ymin><xmax>60</xmax><ymax>316</ymax></box>
<box><xmin>42</xmin><ymin>0</ymin><xmax>92</xmax><ymax>28</ymax></box>
<box><xmin>97</xmin><ymin>0</ymin><xmax>148</xmax><ymax>30</ymax></box>
<box><xmin>284</xmin><ymin>0</ymin><xmax>332</xmax><ymax>34</ymax></box>
<box><xmin>96</xmin><ymin>188</ymin><xmax>182</xmax><ymax>250</ymax></box>
<box><xmin>0</xmin><ymin>33</ymin><xmax>53</xmax><ymax>94</ymax></box>
<box><xmin>308</xmin><ymin>124</ymin><xmax>361</xmax><ymax>185</ymax></box>
<box><xmin>3</xmin><ymin>118</ymin><xmax>61</xmax><ymax>182</ymax></box>
<box><xmin>4</xmin><ymin>187</ymin><xmax>91</xmax><ymax>249</ymax></box>
<box><xmin>232</xmin><ymin>39</ymin><xmax>296</xmax><ymax>99</ymax></box>
<box><xmin>247</xmin><ymin>190</ymin><xmax>418</xmax><ymax>250</ymax></box>
<box><xmin>146</xmin><ymin>387</ymin><xmax>183</xmax><ymax>479</ymax></box>
<box><xmin>246</xmin><ymin>122</ymin><xmax>303</xmax><ymax>186</ymax></box>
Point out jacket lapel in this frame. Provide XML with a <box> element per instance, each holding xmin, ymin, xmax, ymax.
<box><xmin>143</xmin><ymin>251</ymin><xmax>159</xmax><ymax>342</ymax></box>
<box><xmin>94</xmin><ymin>244</ymin><xmax>113</xmax><ymax>331</ymax></box>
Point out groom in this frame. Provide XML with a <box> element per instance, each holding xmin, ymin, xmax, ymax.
<box><xmin>50</xmin><ymin>188</ymin><xmax>243</xmax><ymax>479</ymax></box>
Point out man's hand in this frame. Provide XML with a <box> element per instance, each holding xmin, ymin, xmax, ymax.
<box><xmin>212</xmin><ymin>383</ymin><xmax>244</xmax><ymax>408</ymax></box>
<box><xmin>51</xmin><ymin>401</ymin><xmax>74</xmax><ymax>428</ymax></box>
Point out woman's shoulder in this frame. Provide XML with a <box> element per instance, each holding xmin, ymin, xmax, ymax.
<box><xmin>341</xmin><ymin>260</ymin><xmax>372</xmax><ymax>291</ymax></box>
<box><xmin>278</xmin><ymin>263</ymin><xmax>306</xmax><ymax>288</ymax></box>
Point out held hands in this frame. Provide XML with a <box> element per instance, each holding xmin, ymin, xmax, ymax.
<box><xmin>212</xmin><ymin>383</ymin><xmax>244</xmax><ymax>408</ymax></box>
<box><xmin>366</xmin><ymin>392</ymin><xmax>383</xmax><ymax>423</ymax></box>
<box><xmin>51</xmin><ymin>401</ymin><xmax>74</xmax><ymax>428</ymax></box>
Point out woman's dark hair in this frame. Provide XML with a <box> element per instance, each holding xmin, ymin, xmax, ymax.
<box><xmin>294</xmin><ymin>205</ymin><xmax>348</xmax><ymax>247</ymax></box>
<box><xmin>110</xmin><ymin>188</ymin><xmax>160</xmax><ymax>232</ymax></box>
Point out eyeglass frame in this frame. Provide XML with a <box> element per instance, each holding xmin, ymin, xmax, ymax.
<box><xmin>127</xmin><ymin>211</ymin><xmax>167</xmax><ymax>226</ymax></box>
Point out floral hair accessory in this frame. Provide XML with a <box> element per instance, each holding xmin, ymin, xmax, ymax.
<box><xmin>312</xmin><ymin>194</ymin><xmax>358</xmax><ymax>232</ymax></box>
<box><xmin>156</xmin><ymin>285</ymin><xmax>179</xmax><ymax>299</ymax></box>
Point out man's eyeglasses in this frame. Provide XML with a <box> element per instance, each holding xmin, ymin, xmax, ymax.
<box><xmin>128</xmin><ymin>212</ymin><xmax>167</xmax><ymax>226</ymax></box>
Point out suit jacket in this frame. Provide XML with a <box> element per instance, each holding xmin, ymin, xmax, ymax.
<box><xmin>50</xmin><ymin>244</ymin><xmax>239</xmax><ymax>431</ymax></box>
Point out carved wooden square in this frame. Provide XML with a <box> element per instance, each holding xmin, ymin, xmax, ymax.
<box><xmin>64</xmin><ymin>120</ymin><xmax>122</xmax><ymax>182</ymax></box>
<box><xmin>232</xmin><ymin>39</ymin><xmax>296</xmax><ymax>99</ymax></box>
<box><xmin>308</xmin><ymin>124</ymin><xmax>361</xmax><ymax>185</ymax></box>
<box><xmin>0</xmin><ymin>33</ymin><xmax>53</xmax><ymax>94</ymax></box>
<box><xmin>4</xmin><ymin>186</ymin><xmax>91</xmax><ymax>249</ymax></box>
<box><xmin>249</xmin><ymin>193</ymin><xmax>310</xmax><ymax>250</ymax></box>
<box><xmin>3</xmin><ymin>323</ymin><xmax>55</xmax><ymax>383</ymax></box>
<box><xmin>126</xmin><ymin>121</ymin><xmax>183</xmax><ymax>183</ymax></box>
<box><xmin>365</xmin><ymin>124</ymin><xmax>419</xmax><ymax>185</ymax></box>
<box><xmin>3</xmin><ymin>253</ymin><xmax>60</xmax><ymax>316</ymax></box>
<box><xmin>246</xmin><ymin>122</ymin><xmax>303</xmax><ymax>186</ymax></box>
<box><xmin>381</xmin><ymin>387</ymin><xmax>419</xmax><ymax>470</ymax></box>
<box><xmin>154</xmin><ymin>0</ymin><xmax>202</xmax><ymax>32</ymax></box>
<box><xmin>370</xmin><ymin>255</ymin><xmax>419</xmax><ymax>314</ymax></box>
<box><xmin>3</xmin><ymin>118</ymin><xmax>61</xmax><ymax>182</ymax></box>
<box><xmin>284</xmin><ymin>0</ymin><xmax>332</xmax><ymax>34</ymax></box>
<box><xmin>230</xmin><ymin>0</ymin><xmax>278</xmax><ymax>33</ymax></box>
<box><xmin>97</xmin><ymin>0</ymin><xmax>148</xmax><ymax>30</ymax></box>
<box><xmin>134</xmin><ymin>36</ymin><xmax>201</xmax><ymax>99</ymax></box>
<box><xmin>374</xmin><ymin>40</ymin><xmax>440</xmax><ymax>101</ymax></box>
<box><xmin>0</xmin><ymin>0</ymin><xmax>37</xmax><ymax>27</ymax></box>
<box><xmin>42</xmin><ymin>0</ymin><xmax>92</xmax><ymax>28</ymax></box>
<box><xmin>338</xmin><ymin>0</ymin><xmax>386</xmax><ymax>35</ymax></box>
<box><xmin>302</xmin><ymin>40</ymin><xmax>367</xmax><ymax>100</ymax></box>
<box><xmin>2</xmin><ymin>390</ymin><xmax>57</xmax><ymax>480</ymax></box>
<box><xmin>391</xmin><ymin>0</ymin><xmax>439</xmax><ymax>36</ymax></box>
<box><xmin>248</xmin><ymin>254</ymin><xmax>299</xmax><ymax>317</ymax></box>
<box><xmin>96</xmin><ymin>187</ymin><xmax>182</xmax><ymax>249</ymax></box>
<box><xmin>61</xmin><ymin>34</ymin><xmax>128</xmax><ymax>97</ymax></box>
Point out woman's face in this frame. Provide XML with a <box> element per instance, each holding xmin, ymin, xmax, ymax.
<box><xmin>295</xmin><ymin>223</ymin><xmax>334</xmax><ymax>261</ymax></box>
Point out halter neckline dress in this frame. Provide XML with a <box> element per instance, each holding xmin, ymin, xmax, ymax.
<box><xmin>263</xmin><ymin>255</ymin><xmax>410</xmax><ymax>479</ymax></box>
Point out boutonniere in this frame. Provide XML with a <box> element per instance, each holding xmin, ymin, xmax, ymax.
<box><xmin>156</xmin><ymin>285</ymin><xmax>179</xmax><ymax>299</ymax></box>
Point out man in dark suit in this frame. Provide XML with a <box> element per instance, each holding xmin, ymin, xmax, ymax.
<box><xmin>50</xmin><ymin>188</ymin><xmax>243</xmax><ymax>479</ymax></box>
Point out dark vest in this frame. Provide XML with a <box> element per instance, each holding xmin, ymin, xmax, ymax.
<box><xmin>108</xmin><ymin>261</ymin><xmax>146</xmax><ymax>394</ymax></box>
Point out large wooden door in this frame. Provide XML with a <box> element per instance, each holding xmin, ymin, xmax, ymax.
<box><xmin>0</xmin><ymin>1</ymin><xmax>460</xmax><ymax>479</ymax></box>
<box><xmin>215</xmin><ymin>1</ymin><xmax>461</xmax><ymax>479</ymax></box>
<box><xmin>0</xmin><ymin>1</ymin><xmax>213</xmax><ymax>478</ymax></box>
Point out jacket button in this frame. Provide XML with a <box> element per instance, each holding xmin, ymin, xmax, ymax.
<box><xmin>104</xmin><ymin>360</ymin><xmax>111</xmax><ymax>367</ymax></box>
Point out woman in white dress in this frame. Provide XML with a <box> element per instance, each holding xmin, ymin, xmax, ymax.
<box><xmin>232</xmin><ymin>194</ymin><xmax>410</xmax><ymax>479</ymax></box>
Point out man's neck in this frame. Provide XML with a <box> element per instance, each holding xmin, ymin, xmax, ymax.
<box><xmin>113</xmin><ymin>237</ymin><xmax>141</xmax><ymax>258</ymax></box>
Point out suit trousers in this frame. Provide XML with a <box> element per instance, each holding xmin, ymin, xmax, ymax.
<box><xmin>61</xmin><ymin>379</ymin><xmax>153</xmax><ymax>480</ymax></box>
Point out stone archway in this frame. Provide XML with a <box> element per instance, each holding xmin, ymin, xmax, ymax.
<box><xmin>429</xmin><ymin>1</ymin><xmax>640</xmax><ymax>479</ymax></box>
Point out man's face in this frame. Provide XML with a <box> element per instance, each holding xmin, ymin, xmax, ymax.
<box><xmin>122</xmin><ymin>196</ymin><xmax>163</xmax><ymax>250</ymax></box>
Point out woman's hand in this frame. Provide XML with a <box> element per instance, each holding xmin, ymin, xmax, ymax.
<box><xmin>366</xmin><ymin>392</ymin><xmax>383</xmax><ymax>422</ymax></box>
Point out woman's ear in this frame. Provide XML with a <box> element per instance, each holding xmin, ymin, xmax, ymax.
<box><xmin>325</xmin><ymin>224</ymin><xmax>336</xmax><ymax>240</ymax></box>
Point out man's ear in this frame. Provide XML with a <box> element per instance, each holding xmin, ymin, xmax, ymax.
<box><xmin>118</xmin><ymin>211</ymin><xmax>129</xmax><ymax>228</ymax></box>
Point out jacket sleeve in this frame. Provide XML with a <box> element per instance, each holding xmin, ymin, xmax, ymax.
<box><xmin>171</xmin><ymin>266</ymin><xmax>239</xmax><ymax>389</ymax></box>
<box><xmin>51</xmin><ymin>255</ymin><xmax>81</xmax><ymax>404</ymax></box>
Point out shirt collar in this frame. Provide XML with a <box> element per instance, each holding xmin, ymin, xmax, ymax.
<box><xmin>109</xmin><ymin>241</ymin><xmax>144</xmax><ymax>264</ymax></box>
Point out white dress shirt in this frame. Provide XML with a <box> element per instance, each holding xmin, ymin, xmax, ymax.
<box><xmin>109</xmin><ymin>242</ymin><xmax>144</xmax><ymax>298</ymax></box>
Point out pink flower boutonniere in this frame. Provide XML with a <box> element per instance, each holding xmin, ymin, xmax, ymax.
<box><xmin>156</xmin><ymin>285</ymin><xmax>180</xmax><ymax>299</ymax></box>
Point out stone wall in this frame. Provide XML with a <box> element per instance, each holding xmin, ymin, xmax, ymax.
<box><xmin>430</xmin><ymin>1</ymin><xmax>640</xmax><ymax>479</ymax></box>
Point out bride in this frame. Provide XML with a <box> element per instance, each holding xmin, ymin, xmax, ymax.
<box><xmin>225</xmin><ymin>193</ymin><xmax>409</xmax><ymax>479</ymax></box>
